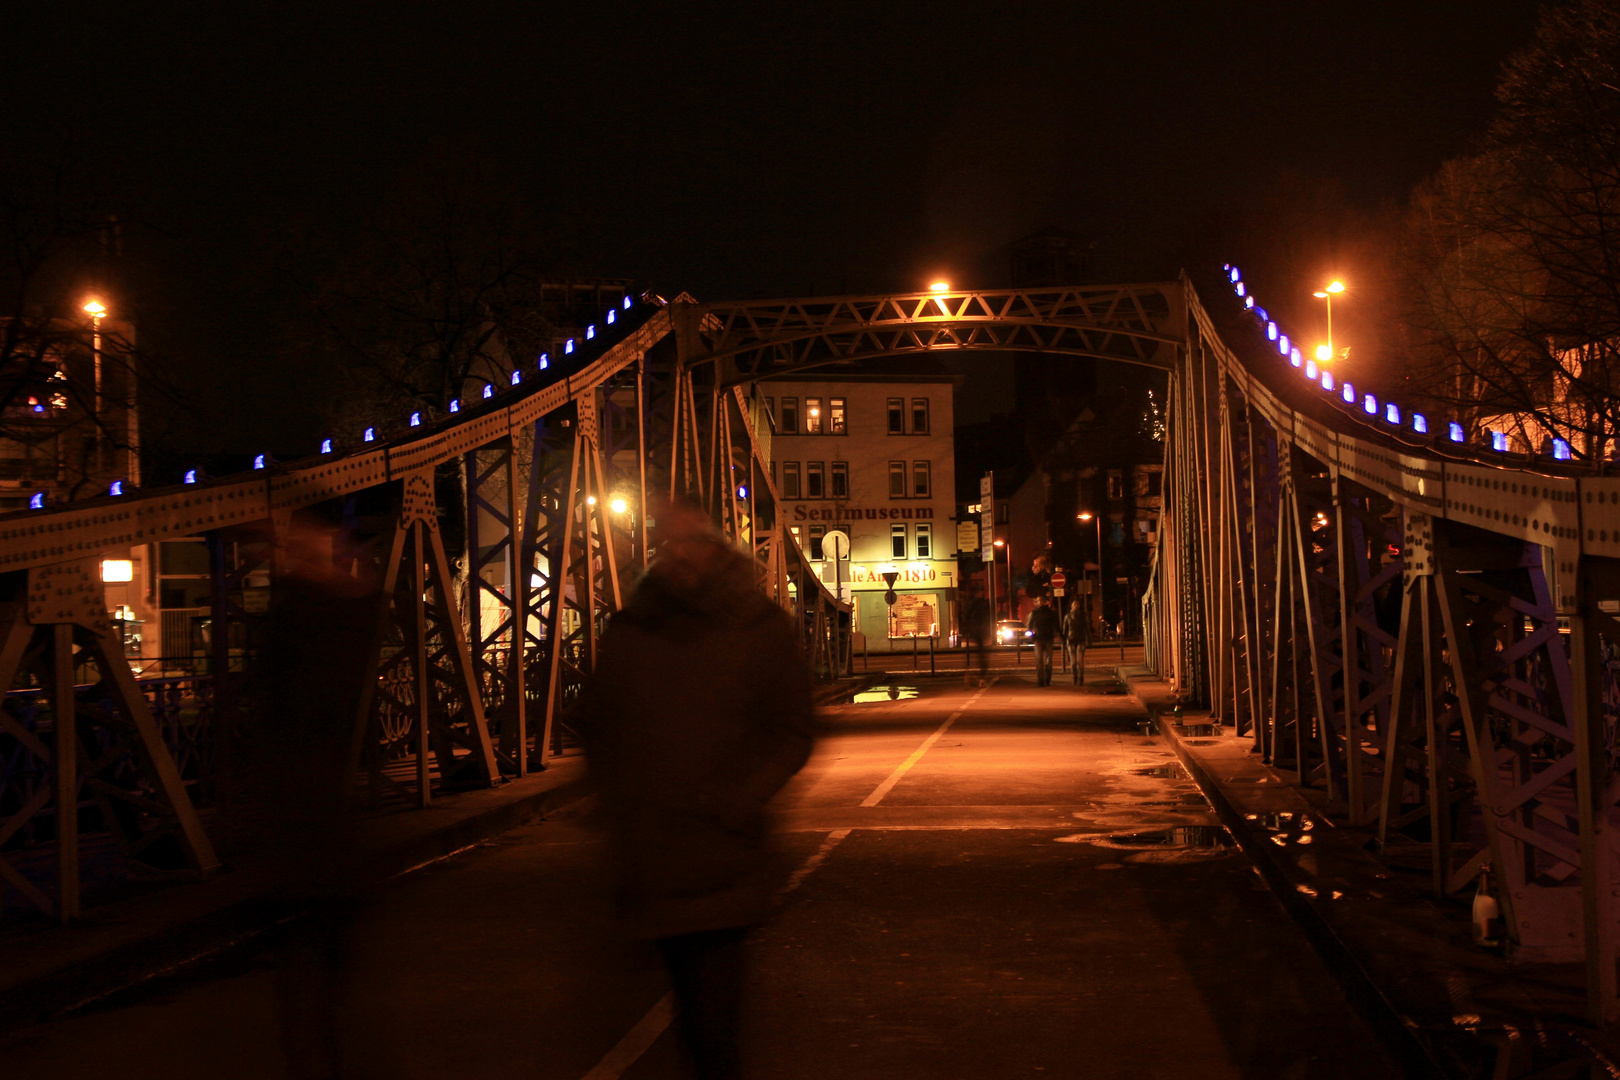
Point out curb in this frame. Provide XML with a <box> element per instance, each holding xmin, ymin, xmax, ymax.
<box><xmin>1118</xmin><ymin>671</ymin><xmax>1452</xmax><ymax>1080</ymax></box>
<box><xmin>0</xmin><ymin>762</ymin><xmax>592</xmax><ymax>1032</ymax></box>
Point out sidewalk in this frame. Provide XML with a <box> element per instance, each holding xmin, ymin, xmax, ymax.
<box><xmin>1117</xmin><ymin>666</ymin><xmax>1620</xmax><ymax>1079</ymax></box>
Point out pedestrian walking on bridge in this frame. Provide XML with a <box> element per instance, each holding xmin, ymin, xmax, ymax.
<box><xmin>1025</xmin><ymin>594</ymin><xmax>1060</xmax><ymax>686</ymax></box>
<box><xmin>1062</xmin><ymin>598</ymin><xmax>1091</xmax><ymax>686</ymax></box>
<box><xmin>578</xmin><ymin>498</ymin><xmax>816</xmax><ymax>1080</ymax></box>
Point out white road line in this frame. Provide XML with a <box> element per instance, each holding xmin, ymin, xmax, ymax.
<box><xmin>578</xmin><ymin>827</ymin><xmax>853</xmax><ymax>1080</ymax></box>
<box><xmin>859</xmin><ymin>680</ymin><xmax>993</xmax><ymax>808</ymax></box>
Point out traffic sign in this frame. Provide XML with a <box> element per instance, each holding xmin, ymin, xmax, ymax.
<box><xmin>1049</xmin><ymin>572</ymin><xmax>1067</xmax><ymax>591</ymax></box>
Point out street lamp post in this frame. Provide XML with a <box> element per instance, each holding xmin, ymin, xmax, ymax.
<box><xmin>1312</xmin><ymin>280</ymin><xmax>1345</xmax><ymax>364</ymax></box>
<box><xmin>83</xmin><ymin>299</ymin><xmax>105</xmax><ymax>476</ymax></box>
<box><xmin>1077</xmin><ymin>511</ymin><xmax>1103</xmax><ymax>633</ymax></box>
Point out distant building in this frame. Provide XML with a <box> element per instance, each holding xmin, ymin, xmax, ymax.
<box><xmin>762</xmin><ymin>372</ymin><xmax>960</xmax><ymax>647</ymax></box>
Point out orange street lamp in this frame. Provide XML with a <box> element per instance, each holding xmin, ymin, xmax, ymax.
<box><xmin>929</xmin><ymin>280</ymin><xmax>951</xmax><ymax>316</ymax></box>
<box><xmin>1312</xmin><ymin>280</ymin><xmax>1345</xmax><ymax>363</ymax></box>
<box><xmin>1077</xmin><ymin>510</ymin><xmax>1104</xmax><ymax>622</ymax></box>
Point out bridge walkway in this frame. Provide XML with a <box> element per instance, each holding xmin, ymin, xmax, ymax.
<box><xmin>0</xmin><ymin>673</ymin><xmax>1402</xmax><ymax>1079</ymax></box>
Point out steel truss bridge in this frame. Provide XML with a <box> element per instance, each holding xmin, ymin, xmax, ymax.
<box><xmin>0</xmin><ymin>275</ymin><xmax>1614</xmax><ymax>1026</ymax></box>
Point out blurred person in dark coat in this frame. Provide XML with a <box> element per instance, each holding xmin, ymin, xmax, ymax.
<box><xmin>578</xmin><ymin>498</ymin><xmax>816</xmax><ymax>1080</ymax></box>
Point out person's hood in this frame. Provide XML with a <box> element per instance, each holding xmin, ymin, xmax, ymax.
<box><xmin>621</xmin><ymin>533</ymin><xmax>769</xmax><ymax>629</ymax></box>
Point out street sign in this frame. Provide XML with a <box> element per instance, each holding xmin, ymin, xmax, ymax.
<box><xmin>823</xmin><ymin>530</ymin><xmax>850</xmax><ymax>561</ymax></box>
<box><xmin>979</xmin><ymin>472</ymin><xmax>995</xmax><ymax>563</ymax></box>
<box><xmin>1049</xmin><ymin>572</ymin><xmax>1067</xmax><ymax>591</ymax></box>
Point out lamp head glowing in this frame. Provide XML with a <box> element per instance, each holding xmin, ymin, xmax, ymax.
<box><xmin>1077</xmin><ymin>512</ymin><xmax>1093</xmax><ymax>521</ymax></box>
<box><xmin>929</xmin><ymin>281</ymin><xmax>949</xmax><ymax>292</ymax></box>
<box><xmin>1315</xmin><ymin>344</ymin><xmax>1333</xmax><ymax>362</ymax></box>
<box><xmin>1325</xmin><ymin>280</ymin><xmax>1345</xmax><ymax>294</ymax></box>
<box><xmin>83</xmin><ymin>299</ymin><xmax>107</xmax><ymax>317</ymax></box>
<box><xmin>610</xmin><ymin>497</ymin><xmax>628</xmax><ymax>514</ymax></box>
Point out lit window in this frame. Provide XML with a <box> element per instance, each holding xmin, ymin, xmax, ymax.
<box><xmin>831</xmin><ymin>461</ymin><xmax>848</xmax><ymax>498</ymax></box>
<box><xmin>912</xmin><ymin>460</ymin><xmax>930</xmax><ymax>498</ymax></box>
<box><xmin>888</xmin><ymin>398</ymin><xmax>904</xmax><ymax>434</ymax></box>
<box><xmin>889</xmin><ymin>461</ymin><xmax>906</xmax><ymax>497</ymax></box>
<box><xmin>781</xmin><ymin>397</ymin><xmax>799</xmax><ymax>434</ymax></box>
<box><xmin>783</xmin><ymin>462</ymin><xmax>801</xmax><ymax>499</ymax></box>
<box><xmin>912</xmin><ymin>398</ymin><xmax>929</xmax><ymax>434</ymax></box>
<box><xmin>915</xmin><ymin>524</ymin><xmax>932</xmax><ymax>559</ymax></box>
<box><xmin>807</xmin><ymin>461</ymin><xmax>825</xmax><ymax>498</ymax></box>
<box><xmin>891</xmin><ymin>524</ymin><xmax>907</xmax><ymax>559</ymax></box>
<box><xmin>1107</xmin><ymin>472</ymin><xmax>1123</xmax><ymax>500</ymax></box>
<box><xmin>100</xmin><ymin>558</ymin><xmax>134</xmax><ymax>583</ymax></box>
<box><xmin>805</xmin><ymin>397</ymin><xmax>823</xmax><ymax>434</ymax></box>
<box><xmin>829</xmin><ymin>397</ymin><xmax>846</xmax><ymax>434</ymax></box>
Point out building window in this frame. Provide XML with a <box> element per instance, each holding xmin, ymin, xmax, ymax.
<box><xmin>1146</xmin><ymin>471</ymin><xmax>1162</xmax><ymax>496</ymax></box>
<box><xmin>1107</xmin><ymin>471</ymin><xmax>1123</xmax><ymax>500</ymax></box>
<box><xmin>783</xmin><ymin>461</ymin><xmax>801</xmax><ymax>499</ymax></box>
<box><xmin>806</xmin><ymin>461</ymin><xmax>824</xmax><ymax>498</ymax></box>
<box><xmin>891</xmin><ymin>524</ymin><xmax>907</xmax><ymax>559</ymax></box>
<box><xmin>765</xmin><ymin>396</ymin><xmax>775</xmax><ymax>425</ymax></box>
<box><xmin>805</xmin><ymin>397</ymin><xmax>823</xmax><ymax>434</ymax></box>
<box><xmin>830</xmin><ymin>397</ymin><xmax>846</xmax><ymax>434</ymax></box>
<box><xmin>915</xmin><ymin>523</ymin><xmax>932</xmax><ymax>558</ymax></box>
<box><xmin>911</xmin><ymin>397</ymin><xmax>929</xmax><ymax>434</ymax></box>
<box><xmin>912</xmin><ymin>460</ymin><xmax>930</xmax><ymax>498</ymax></box>
<box><xmin>889</xmin><ymin>461</ymin><xmax>906</xmax><ymax>497</ymax></box>
<box><xmin>769</xmin><ymin>460</ymin><xmax>777</xmax><ymax>485</ymax></box>
<box><xmin>782</xmin><ymin>396</ymin><xmax>799</xmax><ymax>434</ymax></box>
<box><xmin>831</xmin><ymin>461</ymin><xmax>848</xmax><ymax>498</ymax></box>
<box><xmin>809</xmin><ymin>525</ymin><xmax>826</xmax><ymax>559</ymax></box>
<box><xmin>888</xmin><ymin>397</ymin><xmax>904</xmax><ymax>434</ymax></box>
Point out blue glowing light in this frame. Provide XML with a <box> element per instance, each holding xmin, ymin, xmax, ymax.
<box><xmin>1363</xmin><ymin>394</ymin><xmax>1377</xmax><ymax>415</ymax></box>
<box><xmin>29</xmin><ymin>492</ymin><xmax>44</xmax><ymax>510</ymax></box>
<box><xmin>1254</xmin><ymin>307</ymin><xmax>1268</xmax><ymax>322</ymax></box>
<box><xmin>254</xmin><ymin>454</ymin><xmax>266</xmax><ymax>469</ymax></box>
<box><xmin>539</xmin><ymin>354</ymin><xmax>549</xmax><ymax>370</ymax></box>
<box><xmin>606</xmin><ymin>310</ymin><xmax>616</xmax><ymax>325</ymax></box>
<box><xmin>1305</xmin><ymin>360</ymin><xmax>1318</xmax><ymax>380</ymax></box>
<box><xmin>184</xmin><ymin>469</ymin><xmax>197</xmax><ymax>484</ymax></box>
<box><xmin>449</xmin><ymin>399</ymin><xmax>460</xmax><ymax>413</ymax></box>
<box><xmin>321</xmin><ymin>438</ymin><xmax>333</xmax><ymax>454</ymax></box>
<box><xmin>1278</xmin><ymin>334</ymin><xmax>1290</xmax><ymax>356</ymax></box>
<box><xmin>1491</xmin><ymin>430</ymin><xmax>1510</xmax><ymax>452</ymax></box>
<box><xmin>1230</xmin><ymin>266</ymin><xmax>1241</xmax><ymax>283</ymax></box>
<box><xmin>1289</xmin><ymin>347</ymin><xmax>1302</xmax><ymax>367</ymax></box>
<box><xmin>1342</xmin><ymin>382</ymin><xmax>1355</xmax><ymax>403</ymax></box>
<box><xmin>1244</xmin><ymin>295</ymin><xmax>1254</xmax><ymax>309</ymax></box>
<box><xmin>110</xmin><ymin>480</ymin><xmax>123</xmax><ymax>496</ymax></box>
<box><xmin>586</xmin><ymin>325</ymin><xmax>596</xmax><ymax>340</ymax></box>
<box><xmin>482</xmin><ymin>384</ymin><xmax>494</xmax><ymax>399</ymax></box>
<box><xmin>1413</xmin><ymin>414</ymin><xmax>1428</xmax><ymax>434</ymax></box>
<box><xmin>511</xmin><ymin>370</ymin><xmax>521</xmax><ymax>385</ymax></box>
<box><xmin>623</xmin><ymin>296</ymin><xmax>632</xmax><ymax>309</ymax></box>
<box><xmin>1266</xmin><ymin>321</ymin><xmax>1278</xmax><ymax>341</ymax></box>
<box><xmin>1322</xmin><ymin>371</ymin><xmax>1335</xmax><ymax>391</ymax></box>
<box><xmin>737</xmin><ymin>485</ymin><xmax>748</xmax><ymax>499</ymax></box>
<box><xmin>1449</xmin><ymin>421</ymin><xmax>1465</xmax><ymax>443</ymax></box>
<box><xmin>410</xmin><ymin>412</ymin><xmax>421</xmax><ymax>427</ymax></box>
<box><xmin>1553</xmin><ymin>438</ymin><xmax>1572</xmax><ymax>460</ymax></box>
<box><xmin>565</xmin><ymin>339</ymin><xmax>575</xmax><ymax>354</ymax></box>
<box><xmin>363</xmin><ymin>427</ymin><xmax>375</xmax><ymax>442</ymax></box>
<box><xmin>1385</xmin><ymin>403</ymin><xmax>1401</xmax><ymax>424</ymax></box>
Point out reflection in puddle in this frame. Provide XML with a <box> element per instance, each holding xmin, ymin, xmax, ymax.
<box><xmin>1090</xmin><ymin>826</ymin><xmax>1231</xmax><ymax>850</ymax></box>
<box><xmin>1133</xmin><ymin>763</ymin><xmax>1189</xmax><ymax>780</ymax></box>
<box><xmin>851</xmin><ymin>686</ymin><xmax>920</xmax><ymax>703</ymax></box>
<box><xmin>1245</xmin><ymin>811</ymin><xmax>1319</xmax><ymax>848</ymax></box>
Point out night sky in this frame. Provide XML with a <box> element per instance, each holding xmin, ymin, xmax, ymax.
<box><xmin>4</xmin><ymin>1</ymin><xmax>1545</xmax><ymax>453</ymax></box>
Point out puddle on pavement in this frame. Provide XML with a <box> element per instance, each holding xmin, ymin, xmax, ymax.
<box><xmin>1096</xmin><ymin>826</ymin><xmax>1230</xmax><ymax>849</ymax></box>
<box><xmin>1244</xmin><ymin>810</ymin><xmax>1319</xmax><ymax>847</ymax></box>
<box><xmin>850</xmin><ymin>686</ymin><xmax>920</xmax><ymax>703</ymax></box>
<box><xmin>1132</xmin><ymin>763</ymin><xmax>1189</xmax><ymax>779</ymax></box>
<box><xmin>1185</xmin><ymin>739</ymin><xmax>1221</xmax><ymax>746</ymax></box>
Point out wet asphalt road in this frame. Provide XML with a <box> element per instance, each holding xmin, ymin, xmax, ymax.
<box><xmin>0</xmin><ymin>672</ymin><xmax>1402</xmax><ymax>1079</ymax></box>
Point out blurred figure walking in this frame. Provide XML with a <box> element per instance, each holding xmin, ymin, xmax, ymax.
<box><xmin>1025</xmin><ymin>595</ymin><xmax>1060</xmax><ymax>686</ymax></box>
<box><xmin>1062</xmin><ymin>598</ymin><xmax>1091</xmax><ymax>686</ymax></box>
<box><xmin>963</xmin><ymin>593</ymin><xmax>992</xmax><ymax>687</ymax></box>
<box><xmin>579</xmin><ymin>498</ymin><xmax>816</xmax><ymax>1080</ymax></box>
